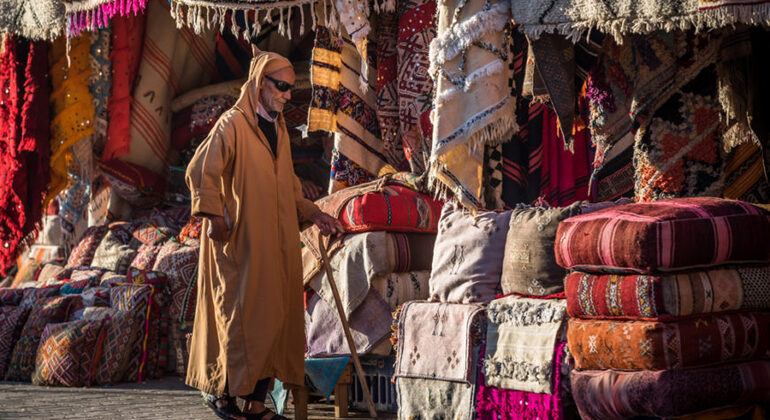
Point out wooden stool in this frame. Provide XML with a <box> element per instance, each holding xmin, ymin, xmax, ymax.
<box><xmin>292</xmin><ymin>363</ymin><xmax>353</xmax><ymax>420</ymax></box>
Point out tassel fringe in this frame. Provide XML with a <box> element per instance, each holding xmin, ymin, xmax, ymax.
<box><xmin>66</xmin><ymin>0</ymin><xmax>149</xmax><ymax>38</ymax></box>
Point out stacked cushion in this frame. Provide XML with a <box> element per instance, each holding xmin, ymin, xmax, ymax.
<box><xmin>0</xmin><ymin>306</ymin><xmax>30</xmax><ymax>377</ymax></box>
<box><xmin>32</xmin><ymin>319</ymin><xmax>105</xmax><ymax>386</ymax></box>
<box><xmin>66</xmin><ymin>226</ymin><xmax>107</xmax><ymax>268</ymax></box>
<box><xmin>339</xmin><ymin>184</ymin><xmax>444</xmax><ymax>233</ymax></box>
<box><xmin>556</xmin><ymin>198</ymin><xmax>770</xmax><ymax>418</ymax></box>
<box><xmin>555</xmin><ymin>197</ymin><xmax>770</xmax><ymax>273</ymax></box>
<box><xmin>152</xmin><ymin>242</ymin><xmax>198</xmax><ymax>323</ymax></box>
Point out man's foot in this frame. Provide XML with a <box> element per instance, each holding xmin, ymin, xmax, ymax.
<box><xmin>202</xmin><ymin>393</ymin><xmax>241</xmax><ymax>420</ymax></box>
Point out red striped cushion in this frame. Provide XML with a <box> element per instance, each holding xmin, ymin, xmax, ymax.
<box><xmin>555</xmin><ymin>197</ymin><xmax>770</xmax><ymax>273</ymax></box>
<box><xmin>339</xmin><ymin>185</ymin><xmax>443</xmax><ymax>233</ymax></box>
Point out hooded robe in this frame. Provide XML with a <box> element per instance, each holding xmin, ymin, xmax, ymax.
<box><xmin>185</xmin><ymin>51</ymin><xmax>319</xmax><ymax>395</ymax></box>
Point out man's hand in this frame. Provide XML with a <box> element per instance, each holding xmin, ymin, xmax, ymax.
<box><xmin>300</xmin><ymin>178</ymin><xmax>323</xmax><ymax>200</ymax></box>
<box><xmin>310</xmin><ymin>211</ymin><xmax>344</xmax><ymax>236</ymax></box>
<box><xmin>206</xmin><ymin>215</ymin><xmax>230</xmax><ymax>242</ymax></box>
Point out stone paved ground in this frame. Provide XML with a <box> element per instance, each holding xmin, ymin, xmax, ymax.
<box><xmin>0</xmin><ymin>377</ymin><xmax>374</xmax><ymax>419</ymax></box>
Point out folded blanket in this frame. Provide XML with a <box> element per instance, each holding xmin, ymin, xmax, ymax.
<box><xmin>371</xmin><ymin>271</ymin><xmax>430</xmax><ymax>310</ymax></box>
<box><xmin>395</xmin><ymin>301</ymin><xmax>485</xmax><ymax>383</ymax></box>
<box><xmin>555</xmin><ymin>197</ymin><xmax>770</xmax><ymax>273</ymax></box>
<box><xmin>428</xmin><ymin>0</ymin><xmax>515</xmax><ymax>209</ymax></box>
<box><xmin>397</xmin><ymin>377</ymin><xmax>477</xmax><ymax>419</ymax></box>
<box><xmin>305</xmin><ymin>290</ymin><xmax>392</xmax><ymax>357</ymax></box>
<box><xmin>477</xmin><ymin>342</ymin><xmax>573</xmax><ymax>420</ymax></box>
<box><xmin>484</xmin><ymin>297</ymin><xmax>567</xmax><ymax>393</ymax></box>
<box><xmin>568</xmin><ymin>312</ymin><xmax>770</xmax><ymax>371</ymax></box>
<box><xmin>565</xmin><ymin>266</ymin><xmax>770</xmax><ymax>320</ymax></box>
<box><xmin>307</xmin><ymin>232</ymin><xmax>393</xmax><ymax>317</ymax></box>
<box><xmin>571</xmin><ymin>361</ymin><xmax>770</xmax><ymax>420</ymax></box>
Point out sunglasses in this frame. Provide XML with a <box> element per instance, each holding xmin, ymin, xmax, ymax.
<box><xmin>264</xmin><ymin>74</ymin><xmax>293</xmax><ymax>92</ymax></box>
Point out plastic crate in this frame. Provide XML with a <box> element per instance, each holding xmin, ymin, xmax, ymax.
<box><xmin>349</xmin><ymin>356</ymin><xmax>398</xmax><ymax>413</ymax></box>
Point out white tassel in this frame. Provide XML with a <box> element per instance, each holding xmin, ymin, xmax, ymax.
<box><xmin>299</xmin><ymin>5</ymin><xmax>305</xmax><ymax>34</ymax></box>
<box><xmin>251</xmin><ymin>10</ymin><xmax>262</xmax><ymax>38</ymax></box>
<box><xmin>278</xmin><ymin>8</ymin><xmax>285</xmax><ymax>36</ymax></box>
<box><xmin>231</xmin><ymin>9</ymin><xmax>241</xmax><ymax>39</ymax></box>
<box><xmin>218</xmin><ymin>7</ymin><xmax>227</xmax><ymax>33</ymax></box>
<box><xmin>287</xmin><ymin>6</ymin><xmax>293</xmax><ymax>39</ymax></box>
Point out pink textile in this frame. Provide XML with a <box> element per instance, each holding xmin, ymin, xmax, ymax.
<box><xmin>476</xmin><ymin>342</ymin><xmax>568</xmax><ymax>420</ymax></box>
<box><xmin>540</xmin><ymin>107</ymin><xmax>591</xmax><ymax>207</ymax></box>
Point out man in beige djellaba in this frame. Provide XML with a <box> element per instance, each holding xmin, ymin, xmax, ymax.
<box><xmin>185</xmin><ymin>49</ymin><xmax>343</xmax><ymax>420</ymax></box>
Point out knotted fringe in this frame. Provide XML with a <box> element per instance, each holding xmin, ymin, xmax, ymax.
<box><xmin>66</xmin><ymin>0</ymin><xmax>149</xmax><ymax>38</ymax></box>
<box><xmin>168</xmin><ymin>0</ymin><xmax>334</xmax><ymax>39</ymax></box>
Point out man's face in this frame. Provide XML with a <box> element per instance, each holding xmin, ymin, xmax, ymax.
<box><xmin>259</xmin><ymin>67</ymin><xmax>295</xmax><ymax>114</ymax></box>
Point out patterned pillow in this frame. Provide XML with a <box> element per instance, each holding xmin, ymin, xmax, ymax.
<box><xmin>130</xmin><ymin>244</ymin><xmax>161</xmax><ymax>270</ymax></box>
<box><xmin>32</xmin><ymin>319</ymin><xmax>105</xmax><ymax>386</ymax></box>
<box><xmin>91</xmin><ymin>231</ymin><xmax>138</xmax><ymax>275</ymax></box>
<box><xmin>60</xmin><ymin>279</ymin><xmax>91</xmax><ymax>295</ymax></box>
<box><xmin>127</xmin><ymin>268</ymin><xmax>168</xmax><ymax>286</ymax></box>
<box><xmin>106</xmin><ymin>221</ymin><xmax>138</xmax><ymax>245</ymax></box>
<box><xmin>339</xmin><ymin>185</ymin><xmax>444</xmax><ymax>233</ymax></box>
<box><xmin>429</xmin><ymin>204</ymin><xmax>510</xmax><ymax>303</ymax></box>
<box><xmin>110</xmin><ymin>284</ymin><xmax>155</xmax><ymax>382</ymax></box>
<box><xmin>87</xmin><ymin>309</ymin><xmax>140</xmax><ymax>385</ymax></box>
<box><xmin>81</xmin><ymin>287</ymin><xmax>111</xmax><ymax>307</ymax></box>
<box><xmin>501</xmin><ymin>202</ymin><xmax>583</xmax><ymax>296</ymax></box>
<box><xmin>70</xmin><ymin>268</ymin><xmax>108</xmax><ymax>286</ymax></box>
<box><xmin>66</xmin><ymin>226</ymin><xmax>107</xmax><ymax>269</ymax></box>
<box><xmin>132</xmin><ymin>222</ymin><xmax>177</xmax><ymax>246</ymax></box>
<box><xmin>5</xmin><ymin>295</ymin><xmax>81</xmax><ymax>381</ymax></box>
<box><xmin>99</xmin><ymin>272</ymin><xmax>127</xmax><ymax>287</ymax></box>
<box><xmin>0</xmin><ymin>306</ymin><xmax>30</xmax><ymax>378</ymax></box>
<box><xmin>36</xmin><ymin>264</ymin><xmax>70</xmax><ymax>285</ymax></box>
<box><xmin>177</xmin><ymin>217</ymin><xmax>202</xmax><ymax>244</ymax></box>
<box><xmin>152</xmin><ymin>242</ymin><xmax>198</xmax><ymax>323</ymax></box>
<box><xmin>20</xmin><ymin>286</ymin><xmax>60</xmax><ymax>308</ymax></box>
<box><xmin>555</xmin><ymin>197</ymin><xmax>770</xmax><ymax>273</ymax></box>
<box><xmin>99</xmin><ymin>160</ymin><xmax>166</xmax><ymax>205</ymax></box>
<box><xmin>0</xmin><ymin>288</ymin><xmax>24</xmax><ymax>306</ymax></box>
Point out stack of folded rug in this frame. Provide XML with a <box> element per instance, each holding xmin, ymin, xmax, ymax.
<box><xmin>555</xmin><ymin>197</ymin><xmax>770</xmax><ymax>419</ymax></box>
<box><xmin>302</xmin><ymin>176</ymin><xmax>443</xmax><ymax>358</ymax></box>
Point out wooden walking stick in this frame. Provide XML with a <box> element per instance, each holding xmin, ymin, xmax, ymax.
<box><xmin>318</xmin><ymin>239</ymin><xmax>378</xmax><ymax>419</ymax></box>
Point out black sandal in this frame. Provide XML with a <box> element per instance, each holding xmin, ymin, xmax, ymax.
<box><xmin>242</xmin><ymin>409</ymin><xmax>289</xmax><ymax>420</ymax></box>
<box><xmin>204</xmin><ymin>394</ymin><xmax>242</xmax><ymax>420</ymax></box>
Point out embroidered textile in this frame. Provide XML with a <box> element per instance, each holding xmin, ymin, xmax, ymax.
<box><xmin>723</xmin><ymin>142</ymin><xmax>770</xmax><ymax>203</ymax></box>
<box><xmin>329</xmin><ymin>150</ymin><xmax>375</xmax><ymax>192</ymax></box>
<box><xmin>568</xmin><ymin>312</ymin><xmax>770</xmax><ymax>371</ymax></box>
<box><xmin>634</xmin><ymin>64</ymin><xmax>726</xmax><ymax>202</ymax></box>
<box><xmin>59</xmin><ymin>179</ymin><xmax>90</xmax><ymax>253</ymax></box>
<box><xmin>428</xmin><ymin>0</ymin><xmax>515</xmax><ymax>209</ymax></box>
<box><xmin>554</xmin><ymin>197</ymin><xmax>770</xmax><ymax>273</ymax></box>
<box><xmin>594</xmin><ymin>133</ymin><xmax>635</xmax><ymax>201</ymax></box>
<box><xmin>99</xmin><ymin>272</ymin><xmax>126</xmax><ymax>287</ymax></box>
<box><xmin>32</xmin><ymin>319</ymin><xmax>105</xmax><ymax>386</ymax></box>
<box><xmin>0</xmin><ymin>289</ymin><xmax>25</xmax><ymax>306</ymax></box>
<box><xmin>20</xmin><ymin>286</ymin><xmax>60</xmax><ymax>309</ymax></box>
<box><xmin>429</xmin><ymin>204</ymin><xmax>509</xmax><ymax>303</ymax></box>
<box><xmin>510</xmin><ymin>0</ymin><xmax>705</xmax><ymax>41</ymax></box>
<box><xmin>397</xmin><ymin>0</ymin><xmax>436</xmax><ymax>172</ymax></box>
<box><xmin>125</xmin><ymin>0</ymin><xmax>216</xmax><ymax>174</ymax></box>
<box><xmin>152</xmin><ymin>242</ymin><xmax>198</xmax><ymax>323</ymax></box>
<box><xmin>110</xmin><ymin>283</ymin><xmax>164</xmax><ymax>381</ymax></box>
<box><xmin>132</xmin><ymin>222</ymin><xmax>177</xmax><ymax>246</ymax></box>
<box><xmin>0</xmin><ymin>37</ymin><xmax>52</xmax><ymax>275</ymax></box>
<box><xmin>372</xmin><ymin>271</ymin><xmax>430</xmax><ymax>310</ymax></box>
<box><xmin>501</xmin><ymin>202</ymin><xmax>581</xmax><ymax>296</ymax></box>
<box><xmin>395</xmin><ymin>301</ymin><xmax>484</xmax><ymax>383</ymax></box>
<box><xmin>130</xmin><ymin>244</ymin><xmax>161</xmax><ymax>271</ymax></box>
<box><xmin>49</xmin><ymin>36</ymin><xmax>94</xmax><ymax>206</ymax></box>
<box><xmin>565</xmin><ymin>267</ymin><xmax>770</xmax><ymax>320</ymax></box>
<box><xmin>397</xmin><ymin>377</ymin><xmax>477</xmax><ymax>420</ymax></box>
<box><xmin>484</xmin><ymin>297</ymin><xmax>567</xmax><ymax>393</ymax></box>
<box><xmin>309</xmin><ymin>26</ymin><xmax>389</xmax><ymax>176</ymax></box>
<box><xmin>477</xmin><ymin>342</ymin><xmax>572</xmax><ymax>420</ymax></box>
<box><xmin>5</xmin><ymin>295</ymin><xmax>80</xmax><ymax>381</ymax></box>
<box><xmin>94</xmin><ymin>310</ymin><xmax>140</xmax><ymax>384</ymax></box>
<box><xmin>91</xmin><ymin>231</ymin><xmax>137</xmax><ymax>275</ymax></box>
<box><xmin>339</xmin><ymin>184</ymin><xmax>443</xmax><ymax>233</ymax></box>
<box><xmin>0</xmin><ymin>306</ymin><xmax>30</xmax><ymax>378</ymax></box>
<box><xmin>308</xmin><ymin>231</ymin><xmax>394</xmax><ymax>317</ymax></box>
<box><xmin>99</xmin><ymin>160</ymin><xmax>166</xmax><ymax>205</ymax></box>
<box><xmin>587</xmin><ymin>31</ymin><xmax>722</xmax><ymax>190</ymax></box>
<box><xmin>102</xmin><ymin>13</ymin><xmax>145</xmax><ymax>161</ymax></box>
<box><xmin>698</xmin><ymin>0</ymin><xmax>770</xmax><ymax>27</ymax></box>
<box><xmin>571</xmin><ymin>360</ymin><xmax>770</xmax><ymax>420</ymax></box>
<box><xmin>0</xmin><ymin>0</ymin><xmax>64</xmax><ymax>41</ymax></box>
<box><xmin>37</xmin><ymin>265</ymin><xmax>69</xmax><ymax>285</ymax></box>
<box><xmin>305</xmin><ymin>290</ymin><xmax>393</xmax><ymax>357</ymax></box>
<box><xmin>81</xmin><ymin>286</ymin><xmax>110</xmax><ymax>307</ymax></box>
<box><xmin>377</xmin><ymin>12</ymin><xmax>406</xmax><ymax>170</ymax></box>
<box><xmin>65</xmin><ymin>226</ymin><xmax>107</xmax><ymax>268</ymax></box>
